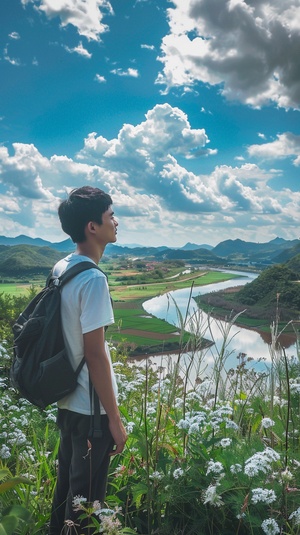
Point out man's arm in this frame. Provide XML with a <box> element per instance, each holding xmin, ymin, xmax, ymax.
<box><xmin>83</xmin><ymin>326</ymin><xmax>127</xmax><ymax>455</ymax></box>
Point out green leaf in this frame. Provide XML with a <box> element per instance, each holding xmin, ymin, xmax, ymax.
<box><xmin>131</xmin><ymin>482</ymin><xmax>148</xmax><ymax>508</ymax></box>
<box><xmin>0</xmin><ymin>477</ymin><xmax>33</xmax><ymax>494</ymax></box>
<box><xmin>0</xmin><ymin>515</ymin><xmax>18</xmax><ymax>535</ymax></box>
<box><xmin>0</xmin><ymin>469</ymin><xmax>10</xmax><ymax>482</ymax></box>
<box><xmin>3</xmin><ymin>505</ymin><xmax>31</xmax><ymax>523</ymax></box>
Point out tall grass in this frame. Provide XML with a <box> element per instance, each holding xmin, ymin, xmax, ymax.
<box><xmin>0</xmin><ymin>298</ymin><xmax>300</xmax><ymax>534</ymax></box>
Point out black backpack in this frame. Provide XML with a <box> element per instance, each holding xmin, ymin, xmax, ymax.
<box><xmin>10</xmin><ymin>261</ymin><xmax>100</xmax><ymax>409</ymax></box>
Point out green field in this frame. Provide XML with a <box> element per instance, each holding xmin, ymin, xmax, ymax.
<box><xmin>108</xmin><ymin>270</ymin><xmax>243</xmax><ymax>354</ymax></box>
<box><xmin>0</xmin><ymin>282</ymin><xmax>43</xmax><ymax>296</ymax></box>
<box><xmin>110</xmin><ymin>270</ymin><xmax>239</xmax><ymax>301</ymax></box>
<box><xmin>0</xmin><ymin>268</ymin><xmax>242</xmax><ymax>355</ymax></box>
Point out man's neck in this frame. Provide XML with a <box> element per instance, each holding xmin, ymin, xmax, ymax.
<box><xmin>75</xmin><ymin>242</ymin><xmax>104</xmax><ymax>265</ymax></box>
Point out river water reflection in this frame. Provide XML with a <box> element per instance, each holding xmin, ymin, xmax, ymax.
<box><xmin>133</xmin><ymin>270</ymin><xmax>298</xmax><ymax>377</ymax></box>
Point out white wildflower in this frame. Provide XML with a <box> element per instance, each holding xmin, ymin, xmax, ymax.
<box><xmin>281</xmin><ymin>468</ymin><xmax>293</xmax><ymax>483</ymax></box>
<box><xmin>188</xmin><ymin>423</ymin><xmax>200</xmax><ymax>434</ymax></box>
<box><xmin>202</xmin><ymin>484</ymin><xmax>224</xmax><ymax>507</ymax></box>
<box><xmin>290</xmin><ymin>382</ymin><xmax>300</xmax><ymax>394</ymax></box>
<box><xmin>146</xmin><ymin>405</ymin><xmax>156</xmax><ymax>416</ymax></box>
<box><xmin>177</xmin><ymin>419</ymin><xmax>190</xmax><ymax>430</ymax></box>
<box><xmin>173</xmin><ymin>468</ymin><xmax>184</xmax><ymax>479</ymax></box>
<box><xmin>9</xmin><ymin>405</ymin><xmax>19</xmax><ymax>411</ymax></box>
<box><xmin>289</xmin><ymin>507</ymin><xmax>300</xmax><ymax>525</ymax></box>
<box><xmin>174</xmin><ymin>398</ymin><xmax>183</xmax><ymax>408</ymax></box>
<box><xmin>149</xmin><ymin>471</ymin><xmax>163</xmax><ymax>481</ymax></box>
<box><xmin>244</xmin><ymin>448</ymin><xmax>280</xmax><ymax>477</ymax></box>
<box><xmin>214</xmin><ymin>404</ymin><xmax>233</xmax><ymax>417</ymax></box>
<box><xmin>72</xmin><ymin>495</ymin><xmax>87</xmax><ymax>510</ymax></box>
<box><xmin>209</xmin><ymin>415</ymin><xmax>223</xmax><ymax>429</ymax></box>
<box><xmin>251</xmin><ymin>488</ymin><xmax>276</xmax><ymax>505</ymax></box>
<box><xmin>126</xmin><ymin>421</ymin><xmax>135</xmax><ymax>433</ymax></box>
<box><xmin>230</xmin><ymin>463</ymin><xmax>242</xmax><ymax>474</ymax></box>
<box><xmin>225</xmin><ymin>419</ymin><xmax>239</xmax><ymax>430</ymax></box>
<box><xmin>0</xmin><ymin>444</ymin><xmax>11</xmax><ymax>459</ymax></box>
<box><xmin>8</xmin><ymin>430</ymin><xmax>27</xmax><ymax>445</ymax></box>
<box><xmin>206</xmin><ymin>460</ymin><xmax>224</xmax><ymax>476</ymax></box>
<box><xmin>97</xmin><ymin>507</ymin><xmax>115</xmax><ymax>516</ymax></box>
<box><xmin>186</xmin><ymin>391</ymin><xmax>201</xmax><ymax>401</ymax></box>
<box><xmin>220</xmin><ymin>438</ymin><xmax>232</xmax><ymax>448</ymax></box>
<box><xmin>261</xmin><ymin>518</ymin><xmax>280</xmax><ymax>535</ymax></box>
<box><xmin>261</xmin><ymin>418</ymin><xmax>275</xmax><ymax>429</ymax></box>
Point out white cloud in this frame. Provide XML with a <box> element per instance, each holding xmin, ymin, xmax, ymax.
<box><xmin>110</xmin><ymin>67</ymin><xmax>139</xmax><ymax>77</ymax></box>
<box><xmin>94</xmin><ymin>73</ymin><xmax>106</xmax><ymax>83</ymax></box>
<box><xmin>3</xmin><ymin>46</ymin><xmax>21</xmax><ymax>66</ymax></box>
<box><xmin>248</xmin><ymin>132</ymin><xmax>300</xmax><ymax>165</ymax></box>
<box><xmin>141</xmin><ymin>44</ymin><xmax>155</xmax><ymax>50</ymax></box>
<box><xmin>64</xmin><ymin>41</ymin><xmax>92</xmax><ymax>58</ymax></box>
<box><xmin>78</xmin><ymin>103</ymin><xmax>212</xmax><ymax>163</ymax></box>
<box><xmin>0</xmin><ymin>195</ymin><xmax>21</xmax><ymax>214</ymax></box>
<box><xmin>1</xmin><ymin>104</ymin><xmax>300</xmax><ymax>244</ymax></box>
<box><xmin>0</xmin><ymin>144</ymin><xmax>53</xmax><ymax>199</ymax></box>
<box><xmin>9</xmin><ymin>32</ymin><xmax>20</xmax><ymax>40</ymax></box>
<box><xmin>23</xmin><ymin>0</ymin><xmax>114</xmax><ymax>41</ymax></box>
<box><xmin>156</xmin><ymin>0</ymin><xmax>300</xmax><ymax>110</ymax></box>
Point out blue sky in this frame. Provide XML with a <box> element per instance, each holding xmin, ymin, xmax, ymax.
<box><xmin>1</xmin><ymin>0</ymin><xmax>300</xmax><ymax>247</ymax></box>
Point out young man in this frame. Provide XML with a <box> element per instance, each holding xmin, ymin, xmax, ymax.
<box><xmin>49</xmin><ymin>186</ymin><xmax>127</xmax><ymax>535</ymax></box>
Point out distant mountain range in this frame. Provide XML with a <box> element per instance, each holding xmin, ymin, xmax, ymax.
<box><xmin>0</xmin><ymin>235</ymin><xmax>299</xmax><ymax>277</ymax></box>
<box><xmin>0</xmin><ymin>235</ymin><xmax>213</xmax><ymax>252</ymax></box>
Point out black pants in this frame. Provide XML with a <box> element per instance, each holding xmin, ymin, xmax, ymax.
<box><xmin>49</xmin><ymin>409</ymin><xmax>113</xmax><ymax>535</ymax></box>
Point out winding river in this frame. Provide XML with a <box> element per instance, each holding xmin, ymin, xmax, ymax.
<box><xmin>136</xmin><ymin>270</ymin><xmax>298</xmax><ymax>377</ymax></box>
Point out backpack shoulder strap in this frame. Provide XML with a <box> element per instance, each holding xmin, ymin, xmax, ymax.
<box><xmin>47</xmin><ymin>261</ymin><xmax>105</xmax><ymax>288</ymax></box>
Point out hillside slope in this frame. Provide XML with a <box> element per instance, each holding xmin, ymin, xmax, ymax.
<box><xmin>198</xmin><ymin>259</ymin><xmax>300</xmax><ymax>324</ymax></box>
<box><xmin>0</xmin><ymin>245</ymin><xmax>63</xmax><ymax>277</ymax></box>
<box><xmin>237</xmin><ymin>264</ymin><xmax>300</xmax><ymax>310</ymax></box>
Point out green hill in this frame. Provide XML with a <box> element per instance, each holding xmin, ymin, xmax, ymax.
<box><xmin>275</xmin><ymin>243</ymin><xmax>300</xmax><ymax>264</ymax></box>
<box><xmin>0</xmin><ymin>245</ymin><xmax>64</xmax><ymax>278</ymax></box>
<box><xmin>212</xmin><ymin>237</ymin><xmax>299</xmax><ymax>264</ymax></box>
<box><xmin>155</xmin><ymin>247</ymin><xmax>223</xmax><ymax>264</ymax></box>
<box><xmin>286</xmin><ymin>252</ymin><xmax>300</xmax><ymax>273</ymax></box>
<box><xmin>237</xmin><ymin>264</ymin><xmax>300</xmax><ymax>310</ymax></box>
<box><xmin>197</xmin><ymin>259</ymin><xmax>300</xmax><ymax>325</ymax></box>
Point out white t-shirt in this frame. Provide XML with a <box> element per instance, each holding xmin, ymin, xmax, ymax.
<box><xmin>52</xmin><ymin>253</ymin><xmax>118</xmax><ymax>415</ymax></box>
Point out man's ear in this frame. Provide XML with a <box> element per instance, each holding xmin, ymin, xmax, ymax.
<box><xmin>86</xmin><ymin>221</ymin><xmax>96</xmax><ymax>234</ymax></box>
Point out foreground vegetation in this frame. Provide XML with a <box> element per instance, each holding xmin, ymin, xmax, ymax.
<box><xmin>1</xmin><ymin>284</ymin><xmax>300</xmax><ymax>534</ymax></box>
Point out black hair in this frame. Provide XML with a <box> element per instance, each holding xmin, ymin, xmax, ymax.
<box><xmin>58</xmin><ymin>186</ymin><xmax>112</xmax><ymax>243</ymax></box>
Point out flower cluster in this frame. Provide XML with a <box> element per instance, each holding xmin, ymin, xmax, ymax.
<box><xmin>244</xmin><ymin>447</ymin><xmax>280</xmax><ymax>477</ymax></box>
<box><xmin>261</xmin><ymin>417</ymin><xmax>275</xmax><ymax>429</ymax></box>
<box><xmin>251</xmin><ymin>488</ymin><xmax>277</xmax><ymax>505</ymax></box>
<box><xmin>289</xmin><ymin>506</ymin><xmax>300</xmax><ymax>525</ymax></box>
<box><xmin>261</xmin><ymin>518</ymin><xmax>280</xmax><ymax>535</ymax></box>
<box><xmin>202</xmin><ymin>484</ymin><xmax>224</xmax><ymax>507</ymax></box>
<box><xmin>206</xmin><ymin>460</ymin><xmax>225</xmax><ymax>476</ymax></box>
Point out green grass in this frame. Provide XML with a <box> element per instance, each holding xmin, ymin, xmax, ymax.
<box><xmin>0</xmin><ymin>283</ymin><xmax>36</xmax><ymax>297</ymax></box>
<box><xmin>108</xmin><ymin>306</ymin><xmax>187</xmax><ymax>352</ymax></box>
